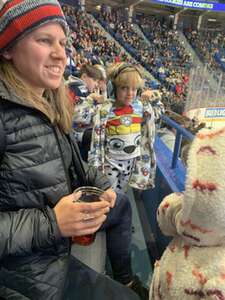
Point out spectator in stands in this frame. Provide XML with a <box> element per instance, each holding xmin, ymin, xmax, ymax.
<box><xmin>150</xmin><ymin>126</ymin><xmax>225</xmax><ymax>300</ymax></box>
<box><xmin>0</xmin><ymin>1</ymin><xmax>147</xmax><ymax>299</ymax></box>
<box><xmin>68</xmin><ymin>64</ymin><xmax>106</xmax><ymax>161</ymax></box>
<box><xmin>89</xmin><ymin>62</ymin><xmax>162</xmax><ymax>191</ymax></box>
<box><xmin>158</xmin><ymin>110</ymin><xmax>193</xmax><ymax>152</ymax></box>
<box><xmin>94</xmin><ymin>63</ymin><xmax>108</xmax><ymax>98</ymax></box>
<box><xmin>64</xmin><ymin>47</ymin><xmax>77</xmax><ymax>79</ymax></box>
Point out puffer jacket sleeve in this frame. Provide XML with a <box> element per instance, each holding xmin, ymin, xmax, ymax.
<box><xmin>69</xmin><ymin>133</ymin><xmax>111</xmax><ymax>191</ymax></box>
<box><xmin>0</xmin><ymin>207</ymin><xmax>61</xmax><ymax>259</ymax></box>
<box><xmin>84</xmin><ymin>162</ymin><xmax>111</xmax><ymax>191</ymax></box>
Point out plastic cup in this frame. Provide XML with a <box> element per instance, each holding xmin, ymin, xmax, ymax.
<box><xmin>72</xmin><ymin>186</ymin><xmax>104</xmax><ymax>246</ymax></box>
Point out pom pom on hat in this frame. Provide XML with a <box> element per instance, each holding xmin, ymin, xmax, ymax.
<box><xmin>0</xmin><ymin>0</ymin><xmax>69</xmax><ymax>54</ymax></box>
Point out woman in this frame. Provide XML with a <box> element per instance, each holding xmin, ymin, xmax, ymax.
<box><xmin>0</xmin><ymin>1</ymin><xmax>144</xmax><ymax>299</ymax></box>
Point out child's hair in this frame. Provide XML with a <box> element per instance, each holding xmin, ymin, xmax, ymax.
<box><xmin>79</xmin><ymin>64</ymin><xmax>103</xmax><ymax>81</ymax></box>
<box><xmin>94</xmin><ymin>64</ymin><xmax>107</xmax><ymax>81</ymax></box>
<box><xmin>107</xmin><ymin>63</ymin><xmax>144</xmax><ymax>90</ymax></box>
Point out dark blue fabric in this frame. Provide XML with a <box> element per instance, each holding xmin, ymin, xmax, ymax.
<box><xmin>64</xmin><ymin>256</ymin><xmax>140</xmax><ymax>300</ymax></box>
<box><xmin>68</xmin><ymin>78</ymin><xmax>89</xmax><ymax>98</ymax></box>
<box><xmin>101</xmin><ymin>192</ymin><xmax>133</xmax><ymax>284</ymax></box>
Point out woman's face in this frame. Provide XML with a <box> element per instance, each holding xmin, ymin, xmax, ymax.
<box><xmin>116</xmin><ymin>85</ymin><xmax>138</xmax><ymax>106</ymax></box>
<box><xmin>3</xmin><ymin>23</ymin><xmax>67</xmax><ymax>95</ymax></box>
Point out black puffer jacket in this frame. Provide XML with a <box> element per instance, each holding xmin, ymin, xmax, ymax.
<box><xmin>0</xmin><ymin>80</ymin><xmax>111</xmax><ymax>299</ymax></box>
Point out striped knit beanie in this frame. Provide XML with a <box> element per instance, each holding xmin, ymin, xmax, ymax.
<box><xmin>0</xmin><ymin>0</ymin><xmax>69</xmax><ymax>54</ymax></box>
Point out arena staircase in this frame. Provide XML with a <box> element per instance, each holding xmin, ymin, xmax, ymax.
<box><xmin>132</xmin><ymin>23</ymin><xmax>152</xmax><ymax>48</ymax></box>
<box><xmin>87</xmin><ymin>13</ymin><xmax>132</xmax><ymax>62</ymax></box>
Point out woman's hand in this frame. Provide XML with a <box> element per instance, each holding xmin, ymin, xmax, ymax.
<box><xmin>54</xmin><ymin>192</ymin><xmax>110</xmax><ymax>237</ymax></box>
<box><xmin>100</xmin><ymin>188</ymin><xmax>117</xmax><ymax>208</ymax></box>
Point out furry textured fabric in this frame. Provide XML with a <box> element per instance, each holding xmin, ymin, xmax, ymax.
<box><xmin>150</xmin><ymin>126</ymin><xmax>225</xmax><ymax>300</ymax></box>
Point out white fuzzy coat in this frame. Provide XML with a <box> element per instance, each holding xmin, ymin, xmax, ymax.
<box><xmin>150</xmin><ymin>127</ymin><xmax>225</xmax><ymax>300</ymax></box>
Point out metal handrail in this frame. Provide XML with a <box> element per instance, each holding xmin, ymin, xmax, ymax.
<box><xmin>160</xmin><ymin>115</ymin><xmax>195</xmax><ymax>168</ymax></box>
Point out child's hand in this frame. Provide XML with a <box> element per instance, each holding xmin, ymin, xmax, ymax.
<box><xmin>89</xmin><ymin>93</ymin><xmax>105</xmax><ymax>104</ymax></box>
<box><xmin>141</xmin><ymin>90</ymin><xmax>154</xmax><ymax>101</ymax></box>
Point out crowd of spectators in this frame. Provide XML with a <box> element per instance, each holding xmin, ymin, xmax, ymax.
<box><xmin>63</xmin><ymin>4</ymin><xmax>220</xmax><ymax>118</ymax></box>
<box><xmin>97</xmin><ymin>10</ymin><xmax>191</xmax><ymax>98</ymax></box>
<box><xmin>62</xmin><ymin>4</ymin><xmax>133</xmax><ymax>76</ymax></box>
<box><xmin>61</xmin><ymin>2</ymin><xmax>214</xmax><ymax>169</ymax></box>
<box><xmin>184</xmin><ymin>28</ymin><xmax>225</xmax><ymax>75</ymax></box>
<box><xmin>95</xmin><ymin>10</ymin><xmax>194</xmax><ymax>116</ymax></box>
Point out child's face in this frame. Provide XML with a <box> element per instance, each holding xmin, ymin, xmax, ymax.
<box><xmin>116</xmin><ymin>85</ymin><xmax>137</xmax><ymax>106</ymax></box>
<box><xmin>83</xmin><ymin>74</ymin><xmax>99</xmax><ymax>93</ymax></box>
<box><xmin>98</xmin><ymin>79</ymin><xmax>107</xmax><ymax>93</ymax></box>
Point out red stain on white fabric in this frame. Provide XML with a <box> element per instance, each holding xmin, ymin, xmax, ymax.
<box><xmin>169</xmin><ymin>244</ymin><xmax>176</xmax><ymax>253</ymax></box>
<box><xmin>180</xmin><ymin>219</ymin><xmax>213</xmax><ymax>234</ymax></box>
<box><xmin>192</xmin><ymin>179</ymin><xmax>217</xmax><ymax>192</ymax></box>
<box><xmin>183</xmin><ymin>245</ymin><xmax>190</xmax><ymax>258</ymax></box>
<box><xmin>197</xmin><ymin>146</ymin><xmax>216</xmax><ymax>155</ymax></box>
<box><xmin>166</xmin><ymin>271</ymin><xmax>173</xmax><ymax>290</ymax></box>
<box><xmin>162</xmin><ymin>202</ymin><xmax>169</xmax><ymax>215</ymax></box>
<box><xmin>192</xmin><ymin>268</ymin><xmax>208</xmax><ymax>285</ymax></box>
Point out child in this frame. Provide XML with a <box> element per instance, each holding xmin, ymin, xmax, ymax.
<box><xmin>150</xmin><ymin>126</ymin><xmax>225</xmax><ymax>300</ymax></box>
<box><xmin>89</xmin><ymin>62</ymin><xmax>162</xmax><ymax>191</ymax></box>
<box><xmin>68</xmin><ymin>64</ymin><xmax>106</xmax><ymax>161</ymax></box>
<box><xmin>94</xmin><ymin>64</ymin><xmax>108</xmax><ymax>98</ymax></box>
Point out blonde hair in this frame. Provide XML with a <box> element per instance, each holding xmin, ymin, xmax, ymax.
<box><xmin>94</xmin><ymin>64</ymin><xmax>107</xmax><ymax>80</ymax></box>
<box><xmin>0</xmin><ymin>59</ymin><xmax>73</xmax><ymax>133</ymax></box>
<box><xmin>107</xmin><ymin>63</ymin><xmax>144</xmax><ymax>90</ymax></box>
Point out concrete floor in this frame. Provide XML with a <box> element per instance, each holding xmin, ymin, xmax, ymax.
<box><xmin>128</xmin><ymin>188</ymin><xmax>153</xmax><ymax>288</ymax></box>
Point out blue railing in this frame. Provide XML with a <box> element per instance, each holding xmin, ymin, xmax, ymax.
<box><xmin>161</xmin><ymin>115</ymin><xmax>195</xmax><ymax>168</ymax></box>
<box><xmin>140</xmin><ymin>115</ymin><xmax>195</xmax><ymax>262</ymax></box>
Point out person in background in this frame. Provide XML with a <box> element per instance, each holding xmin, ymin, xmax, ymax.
<box><xmin>149</xmin><ymin>126</ymin><xmax>225</xmax><ymax>300</ymax></box>
<box><xmin>157</xmin><ymin>110</ymin><xmax>193</xmax><ymax>152</ymax></box>
<box><xmin>0</xmin><ymin>1</ymin><xmax>147</xmax><ymax>299</ymax></box>
<box><xmin>64</xmin><ymin>47</ymin><xmax>77</xmax><ymax>79</ymax></box>
<box><xmin>89</xmin><ymin>62</ymin><xmax>162</xmax><ymax>192</ymax></box>
<box><xmin>94</xmin><ymin>63</ymin><xmax>108</xmax><ymax>98</ymax></box>
<box><xmin>68</xmin><ymin>64</ymin><xmax>106</xmax><ymax>161</ymax></box>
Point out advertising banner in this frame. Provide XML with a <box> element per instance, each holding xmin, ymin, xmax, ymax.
<box><xmin>186</xmin><ymin>107</ymin><xmax>225</xmax><ymax>129</ymax></box>
<box><xmin>151</xmin><ymin>0</ymin><xmax>225</xmax><ymax>12</ymax></box>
